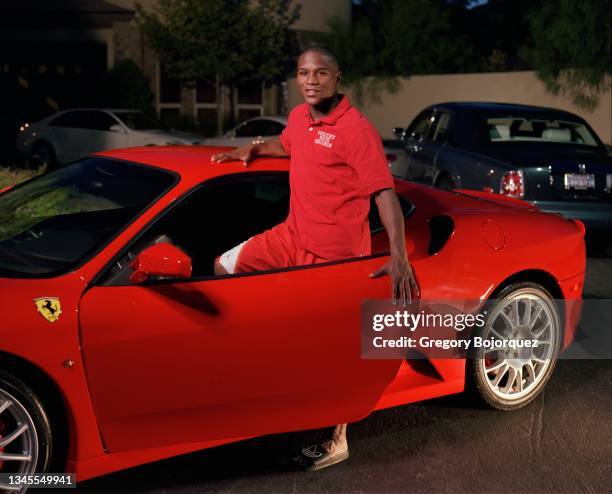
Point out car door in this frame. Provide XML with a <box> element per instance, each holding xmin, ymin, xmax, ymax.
<box><xmin>438</xmin><ymin>111</ymin><xmax>500</xmax><ymax>191</ymax></box>
<box><xmin>81</xmin><ymin>111</ymin><xmax>129</xmax><ymax>154</ymax></box>
<box><xmin>406</xmin><ymin>111</ymin><xmax>450</xmax><ymax>185</ymax></box>
<box><xmin>78</xmin><ymin>173</ymin><xmax>402</xmax><ymax>453</ymax></box>
<box><xmin>425</xmin><ymin>111</ymin><xmax>454</xmax><ymax>186</ymax></box>
<box><xmin>403</xmin><ymin>110</ymin><xmax>434</xmax><ymax>182</ymax></box>
<box><xmin>46</xmin><ymin>110</ymin><xmax>92</xmax><ymax>162</ymax></box>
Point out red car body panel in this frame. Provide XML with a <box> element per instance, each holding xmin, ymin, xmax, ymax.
<box><xmin>0</xmin><ymin>146</ymin><xmax>585</xmax><ymax>481</ymax></box>
<box><xmin>453</xmin><ymin>188</ymin><xmax>537</xmax><ymax>210</ymax></box>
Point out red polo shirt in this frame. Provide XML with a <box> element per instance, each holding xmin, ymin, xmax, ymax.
<box><xmin>279</xmin><ymin>95</ymin><xmax>394</xmax><ymax>261</ymax></box>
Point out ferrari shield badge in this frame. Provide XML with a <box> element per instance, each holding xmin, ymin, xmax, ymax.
<box><xmin>34</xmin><ymin>297</ymin><xmax>62</xmax><ymax>323</ymax></box>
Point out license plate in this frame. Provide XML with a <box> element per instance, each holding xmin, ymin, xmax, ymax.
<box><xmin>564</xmin><ymin>173</ymin><xmax>595</xmax><ymax>190</ymax></box>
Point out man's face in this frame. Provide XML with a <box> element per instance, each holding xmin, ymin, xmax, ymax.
<box><xmin>296</xmin><ymin>50</ymin><xmax>341</xmax><ymax>106</ymax></box>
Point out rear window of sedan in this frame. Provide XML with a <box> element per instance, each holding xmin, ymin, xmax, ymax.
<box><xmin>485</xmin><ymin>115</ymin><xmax>600</xmax><ymax>147</ymax></box>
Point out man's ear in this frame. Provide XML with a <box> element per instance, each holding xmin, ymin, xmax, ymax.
<box><xmin>336</xmin><ymin>70</ymin><xmax>342</xmax><ymax>85</ymax></box>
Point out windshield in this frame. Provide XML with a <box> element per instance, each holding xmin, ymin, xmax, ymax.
<box><xmin>485</xmin><ymin>115</ymin><xmax>601</xmax><ymax>148</ymax></box>
<box><xmin>118</xmin><ymin>112</ymin><xmax>170</xmax><ymax>131</ymax></box>
<box><xmin>0</xmin><ymin>157</ymin><xmax>176</xmax><ymax>277</ymax></box>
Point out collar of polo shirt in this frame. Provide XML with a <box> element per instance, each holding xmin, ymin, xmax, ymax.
<box><xmin>306</xmin><ymin>94</ymin><xmax>352</xmax><ymax>126</ymax></box>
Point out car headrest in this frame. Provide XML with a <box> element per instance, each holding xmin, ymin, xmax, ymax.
<box><xmin>542</xmin><ymin>128</ymin><xmax>571</xmax><ymax>141</ymax></box>
<box><xmin>489</xmin><ymin>124</ymin><xmax>511</xmax><ymax>140</ymax></box>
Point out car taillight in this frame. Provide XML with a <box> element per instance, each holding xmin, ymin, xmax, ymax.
<box><xmin>386</xmin><ymin>153</ymin><xmax>397</xmax><ymax>163</ymax></box>
<box><xmin>500</xmin><ymin>170</ymin><xmax>524</xmax><ymax>198</ymax></box>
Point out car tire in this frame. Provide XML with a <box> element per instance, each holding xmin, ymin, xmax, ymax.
<box><xmin>467</xmin><ymin>282</ymin><xmax>561</xmax><ymax>411</ymax></box>
<box><xmin>0</xmin><ymin>370</ymin><xmax>54</xmax><ymax>483</ymax></box>
<box><xmin>31</xmin><ymin>141</ymin><xmax>58</xmax><ymax>171</ymax></box>
<box><xmin>435</xmin><ymin>174</ymin><xmax>454</xmax><ymax>190</ymax></box>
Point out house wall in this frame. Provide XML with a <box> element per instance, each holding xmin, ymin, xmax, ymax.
<box><xmin>288</xmin><ymin>71</ymin><xmax>612</xmax><ymax>144</ymax></box>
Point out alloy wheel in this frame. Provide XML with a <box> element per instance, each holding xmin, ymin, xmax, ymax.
<box><xmin>477</xmin><ymin>287</ymin><xmax>559</xmax><ymax>403</ymax></box>
<box><xmin>0</xmin><ymin>388</ymin><xmax>39</xmax><ymax>492</ymax></box>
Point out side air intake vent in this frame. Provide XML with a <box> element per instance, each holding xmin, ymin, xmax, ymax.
<box><xmin>428</xmin><ymin>215</ymin><xmax>454</xmax><ymax>255</ymax></box>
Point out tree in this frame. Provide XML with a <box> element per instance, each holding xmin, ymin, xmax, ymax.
<box><xmin>137</xmin><ymin>0</ymin><xmax>299</xmax><ymax>134</ymax></box>
<box><xmin>320</xmin><ymin>15</ymin><xmax>399</xmax><ymax>105</ymax></box>
<box><xmin>228</xmin><ymin>0</ymin><xmax>301</xmax><ymax>120</ymax></box>
<box><xmin>319</xmin><ymin>0</ymin><xmax>479</xmax><ymax>105</ymax></box>
<box><xmin>522</xmin><ymin>0</ymin><xmax>612</xmax><ymax>110</ymax></box>
<box><xmin>459</xmin><ymin>0</ymin><xmax>534</xmax><ymax>72</ymax></box>
<box><xmin>234</xmin><ymin>0</ymin><xmax>301</xmax><ymax>82</ymax></box>
<box><xmin>99</xmin><ymin>59</ymin><xmax>155</xmax><ymax>115</ymax></box>
<box><xmin>385</xmin><ymin>0</ymin><xmax>477</xmax><ymax>76</ymax></box>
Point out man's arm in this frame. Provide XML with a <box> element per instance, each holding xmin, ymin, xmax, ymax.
<box><xmin>370</xmin><ymin>188</ymin><xmax>419</xmax><ymax>305</ymax></box>
<box><xmin>210</xmin><ymin>138</ymin><xmax>288</xmax><ymax>166</ymax></box>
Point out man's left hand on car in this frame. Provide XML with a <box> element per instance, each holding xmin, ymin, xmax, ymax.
<box><xmin>370</xmin><ymin>188</ymin><xmax>419</xmax><ymax>305</ymax></box>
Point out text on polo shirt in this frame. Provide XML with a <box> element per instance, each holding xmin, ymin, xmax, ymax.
<box><xmin>314</xmin><ymin>130</ymin><xmax>336</xmax><ymax>149</ymax></box>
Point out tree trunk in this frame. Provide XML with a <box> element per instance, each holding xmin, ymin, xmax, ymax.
<box><xmin>215</xmin><ymin>73</ymin><xmax>223</xmax><ymax>136</ymax></box>
<box><xmin>229</xmin><ymin>85</ymin><xmax>237</xmax><ymax>128</ymax></box>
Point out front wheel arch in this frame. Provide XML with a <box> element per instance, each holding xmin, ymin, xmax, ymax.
<box><xmin>0</xmin><ymin>352</ymin><xmax>69</xmax><ymax>471</ymax></box>
<box><xmin>488</xmin><ymin>269</ymin><xmax>565</xmax><ymax>346</ymax></box>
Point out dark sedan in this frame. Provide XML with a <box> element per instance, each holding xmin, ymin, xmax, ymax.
<box><xmin>392</xmin><ymin>102</ymin><xmax>612</xmax><ymax>231</ymax></box>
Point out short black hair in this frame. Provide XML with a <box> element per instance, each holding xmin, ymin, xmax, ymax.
<box><xmin>298</xmin><ymin>44</ymin><xmax>340</xmax><ymax>70</ymax></box>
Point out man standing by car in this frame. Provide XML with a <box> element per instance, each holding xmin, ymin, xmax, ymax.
<box><xmin>211</xmin><ymin>45</ymin><xmax>418</xmax><ymax>471</ymax></box>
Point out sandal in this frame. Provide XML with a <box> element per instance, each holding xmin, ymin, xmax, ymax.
<box><xmin>292</xmin><ymin>443</ymin><xmax>350</xmax><ymax>471</ymax></box>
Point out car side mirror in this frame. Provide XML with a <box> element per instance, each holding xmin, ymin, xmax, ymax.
<box><xmin>110</xmin><ymin>124</ymin><xmax>127</xmax><ymax>134</ymax></box>
<box><xmin>392</xmin><ymin>127</ymin><xmax>405</xmax><ymax>138</ymax></box>
<box><xmin>129</xmin><ymin>243</ymin><xmax>192</xmax><ymax>284</ymax></box>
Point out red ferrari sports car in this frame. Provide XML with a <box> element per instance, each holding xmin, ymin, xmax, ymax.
<box><xmin>0</xmin><ymin>146</ymin><xmax>585</xmax><ymax>487</ymax></box>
